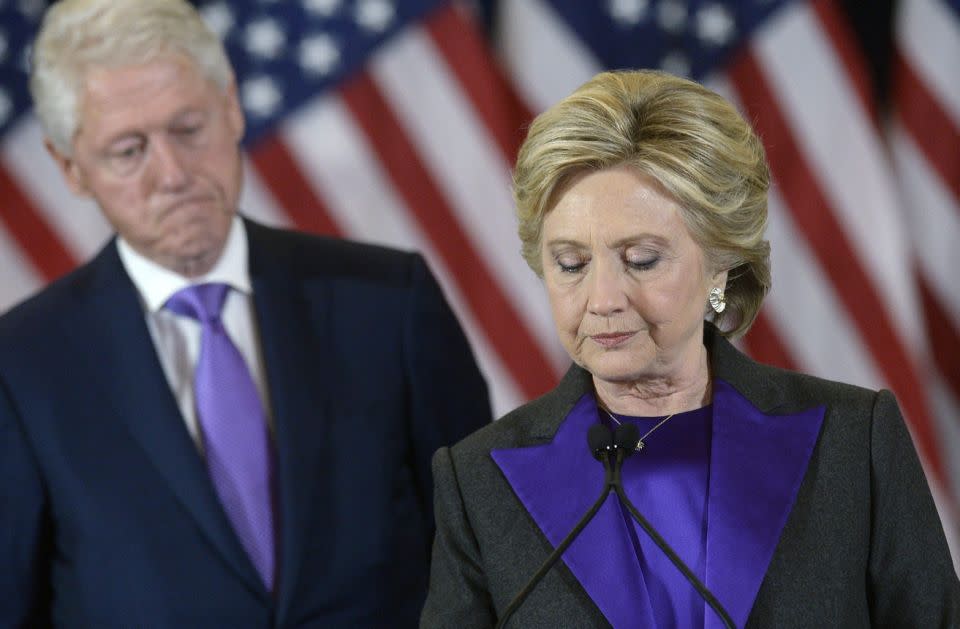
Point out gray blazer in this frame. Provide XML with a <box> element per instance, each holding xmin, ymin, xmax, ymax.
<box><xmin>422</xmin><ymin>325</ymin><xmax>959</xmax><ymax>628</ymax></box>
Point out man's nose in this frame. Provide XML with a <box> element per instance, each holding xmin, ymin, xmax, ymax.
<box><xmin>149</xmin><ymin>136</ymin><xmax>190</xmax><ymax>190</ymax></box>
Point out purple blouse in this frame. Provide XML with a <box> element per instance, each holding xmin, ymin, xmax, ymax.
<box><xmin>607</xmin><ymin>406</ymin><xmax>713</xmax><ymax>629</ymax></box>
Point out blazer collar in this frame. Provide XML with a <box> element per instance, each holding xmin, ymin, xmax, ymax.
<box><xmin>492</xmin><ymin>324</ymin><xmax>824</xmax><ymax>628</ymax></box>
<box><xmin>501</xmin><ymin>323</ymin><xmax>810</xmax><ymax>443</ymax></box>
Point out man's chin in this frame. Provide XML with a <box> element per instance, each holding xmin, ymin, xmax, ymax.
<box><xmin>157</xmin><ymin>238</ymin><xmax>227</xmax><ymax>278</ymax></box>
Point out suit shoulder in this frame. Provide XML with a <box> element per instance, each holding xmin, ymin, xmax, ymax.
<box><xmin>0</xmin><ymin>258</ymin><xmax>100</xmax><ymax>344</ymax></box>
<box><xmin>248</xmin><ymin>221</ymin><xmax>423</xmax><ymax>284</ymax></box>
<box><xmin>743</xmin><ymin>357</ymin><xmax>881</xmax><ymax>415</ymax></box>
<box><xmin>710</xmin><ymin>326</ymin><xmax>881</xmax><ymax>414</ymax></box>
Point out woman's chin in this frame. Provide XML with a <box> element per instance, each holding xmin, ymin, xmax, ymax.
<box><xmin>583</xmin><ymin>358</ymin><xmax>652</xmax><ymax>386</ymax></box>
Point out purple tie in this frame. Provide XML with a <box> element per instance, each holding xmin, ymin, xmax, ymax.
<box><xmin>166</xmin><ymin>283</ymin><xmax>276</xmax><ymax>590</ymax></box>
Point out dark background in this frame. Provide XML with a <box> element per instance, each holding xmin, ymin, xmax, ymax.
<box><xmin>841</xmin><ymin>0</ymin><xmax>896</xmax><ymax>103</ymax></box>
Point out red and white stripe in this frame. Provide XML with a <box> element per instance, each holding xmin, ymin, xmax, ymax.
<box><xmin>1</xmin><ymin>0</ymin><xmax>957</xmax><ymax>560</ymax></box>
<box><xmin>891</xmin><ymin>0</ymin><xmax>960</xmax><ymax>560</ymax></box>
<box><xmin>241</xmin><ymin>3</ymin><xmax>570</xmax><ymax>414</ymax></box>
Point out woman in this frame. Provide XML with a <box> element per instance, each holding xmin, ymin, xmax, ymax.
<box><xmin>420</xmin><ymin>70</ymin><xmax>959</xmax><ymax>628</ymax></box>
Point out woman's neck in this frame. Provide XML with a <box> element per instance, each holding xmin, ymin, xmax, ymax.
<box><xmin>593</xmin><ymin>345</ymin><xmax>712</xmax><ymax>417</ymax></box>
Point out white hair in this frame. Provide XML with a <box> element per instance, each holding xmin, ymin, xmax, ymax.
<box><xmin>29</xmin><ymin>0</ymin><xmax>234</xmax><ymax>155</ymax></box>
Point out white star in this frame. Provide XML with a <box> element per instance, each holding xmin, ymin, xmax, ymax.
<box><xmin>607</xmin><ymin>0</ymin><xmax>648</xmax><ymax>26</ymax></box>
<box><xmin>660</xmin><ymin>51</ymin><xmax>691</xmax><ymax>77</ymax></box>
<box><xmin>657</xmin><ymin>0</ymin><xmax>688</xmax><ymax>34</ymax></box>
<box><xmin>0</xmin><ymin>89</ymin><xmax>12</xmax><ymax>127</ymax></box>
<box><xmin>696</xmin><ymin>4</ymin><xmax>736</xmax><ymax>47</ymax></box>
<box><xmin>299</xmin><ymin>34</ymin><xmax>340</xmax><ymax>76</ymax></box>
<box><xmin>245</xmin><ymin>17</ymin><xmax>286</xmax><ymax>60</ymax></box>
<box><xmin>303</xmin><ymin>0</ymin><xmax>342</xmax><ymax>16</ymax></box>
<box><xmin>241</xmin><ymin>76</ymin><xmax>282</xmax><ymax>118</ymax></box>
<box><xmin>355</xmin><ymin>0</ymin><xmax>396</xmax><ymax>33</ymax></box>
<box><xmin>200</xmin><ymin>2</ymin><xmax>235</xmax><ymax>40</ymax></box>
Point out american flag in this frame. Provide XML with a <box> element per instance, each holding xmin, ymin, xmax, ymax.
<box><xmin>1</xmin><ymin>0</ymin><xmax>957</xmax><ymax>563</ymax></box>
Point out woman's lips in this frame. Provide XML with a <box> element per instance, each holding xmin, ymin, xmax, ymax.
<box><xmin>589</xmin><ymin>332</ymin><xmax>636</xmax><ymax>348</ymax></box>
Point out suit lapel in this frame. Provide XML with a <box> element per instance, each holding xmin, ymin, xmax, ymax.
<box><xmin>245</xmin><ymin>222</ymin><xmax>333</xmax><ymax>625</ymax></box>
<box><xmin>492</xmin><ymin>391</ymin><xmax>655</xmax><ymax>628</ymax></box>
<box><xmin>704</xmin><ymin>329</ymin><xmax>825</xmax><ymax>628</ymax></box>
<box><xmin>80</xmin><ymin>242</ymin><xmax>268</xmax><ymax>599</ymax></box>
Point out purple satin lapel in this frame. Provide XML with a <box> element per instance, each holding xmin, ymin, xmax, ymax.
<box><xmin>491</xmin><ymin>394</ymin><xmax>655</xmax><ymax>628</ymax></box>
<box><xmin>704</xmin><ymin>379</ymin><xmax>824</xmax><ymax>629</ymax></box>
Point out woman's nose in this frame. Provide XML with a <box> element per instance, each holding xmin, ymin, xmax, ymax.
<box><xmin>586</xmin><ymin>259</ymin><xmax>628</xmax><ymax>316</ymax></box>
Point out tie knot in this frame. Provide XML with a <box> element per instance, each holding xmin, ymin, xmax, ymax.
<box><xmin>165</xmin><ymin>283</ymin><xmax>231</xmax><ymax>324</ymax></box>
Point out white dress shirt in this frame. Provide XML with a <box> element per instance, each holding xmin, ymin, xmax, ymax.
<box><xmin>117</xmin><ymin>216</ymin><xmax>273</xmax><ymax>451</ymax></box>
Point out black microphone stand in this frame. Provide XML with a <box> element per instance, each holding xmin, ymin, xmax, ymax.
<box><xmin>495</xmin><ymin>424</ymin><xmax>737</xmax><ymax>629</ymax></box>
<box><xmin>611</xmin><ymin>424</ymin><xmax>736</xmax><ymax>629</ymax></box>
<box><xmin>494</xmin><ymin>425</ymin><xmax>617</xmax><ymax>629</ymax></box>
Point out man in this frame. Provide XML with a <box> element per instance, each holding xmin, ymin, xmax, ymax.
<box><xmin>0</xmin><ymin>0</ymin><xmax>491</xmax><ymax>626</ymax></box>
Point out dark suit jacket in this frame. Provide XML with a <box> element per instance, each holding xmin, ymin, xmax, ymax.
<box><xmin>0</xmin><ymin>219</ymin><xmax>491</xmax><ymax>628</ymax></box>
<box><xmin>422</xmin><ymin>325</ymin><xmax>960</xmax><ymax>628</ymax></box>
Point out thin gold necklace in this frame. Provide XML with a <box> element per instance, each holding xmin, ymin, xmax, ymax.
<box><xmin>603</xmin><ymin>408</ymin><xmax>677</xmax><ymax>452</ymax></box>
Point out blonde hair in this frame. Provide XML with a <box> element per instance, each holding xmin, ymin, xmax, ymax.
<box><xmin>513</xmin><ymin>70</ymin><xmax>771</xmax><ymax>338</ymax></box>
<box><xmin>29</xmin><ymin>0</ymin><xmax>233</xmax><ymax>155</ymax></box>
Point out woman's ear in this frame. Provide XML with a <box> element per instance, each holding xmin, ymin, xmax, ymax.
<box><xmin>711</xmin><ymin>268</ymin><xmax>729</xmax><ymax>290</ymax></box>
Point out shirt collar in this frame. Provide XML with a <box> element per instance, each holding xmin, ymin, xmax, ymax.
<box><xmin>117</xmin><ymin>215</ymin><xmax>252</xmax><ymax>313</ymax></box>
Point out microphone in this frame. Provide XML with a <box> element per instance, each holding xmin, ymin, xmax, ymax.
<box><xmin>610</xmin><ymin>424</ymin><xmax>736</xmax><ymax>629</ymax></box>
<box><xmin>588</xmin><ymin>422</ymin><xmax>614</xmax><ymax>461</ymax></box>
<box><xmin>495</xmin><ymin>425</ymin><xmax>617</xmax><ymax>629</ymax></box>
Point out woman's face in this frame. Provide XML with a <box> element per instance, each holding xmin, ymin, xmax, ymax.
<box><xmin>541</xmin><ymin>165</ymin><xmax>725</xmax><ymax>387</ymax></box>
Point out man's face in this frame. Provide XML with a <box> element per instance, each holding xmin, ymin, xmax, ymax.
<box><xmin>50</xmin><ymin>55</ymin><xmax>245</xmax><ymax>277</ymax></box>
